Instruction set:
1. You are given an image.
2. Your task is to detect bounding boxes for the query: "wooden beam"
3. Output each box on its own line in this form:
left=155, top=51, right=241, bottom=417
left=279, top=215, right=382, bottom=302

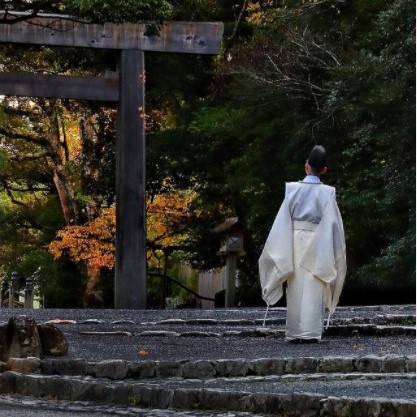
left=0, top=72, right=119, bottom=101
left=0, top=14, right=224, bottom=54
left=115, top=49, right=147, bottom=309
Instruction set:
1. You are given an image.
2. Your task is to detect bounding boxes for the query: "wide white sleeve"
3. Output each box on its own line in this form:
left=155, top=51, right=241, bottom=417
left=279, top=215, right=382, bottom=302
left=258, top=196, right=294, bottom=306
left=300, top=197, right=346, bottom=312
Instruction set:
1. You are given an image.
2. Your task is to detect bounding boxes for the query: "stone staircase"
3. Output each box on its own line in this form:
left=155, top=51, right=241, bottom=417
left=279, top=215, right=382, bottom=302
left=0, top=305, right=415, bottom=416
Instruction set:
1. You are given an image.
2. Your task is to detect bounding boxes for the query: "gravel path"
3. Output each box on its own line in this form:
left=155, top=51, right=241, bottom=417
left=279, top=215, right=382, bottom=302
left=0, top=306, right=414, bottom=362
left=64, top=334, right=414, bottom=362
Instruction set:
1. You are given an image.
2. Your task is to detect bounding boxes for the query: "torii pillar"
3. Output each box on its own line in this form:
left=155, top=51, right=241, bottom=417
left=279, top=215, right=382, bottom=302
left=0, top=14, right=224, bottom=308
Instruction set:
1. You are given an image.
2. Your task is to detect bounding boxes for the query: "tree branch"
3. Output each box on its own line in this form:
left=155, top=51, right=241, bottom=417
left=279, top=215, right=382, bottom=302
left=1, top=179, right=26, bottom=205
left=0, top=125, right=50, bottom=148
left=0, top=1, right=62, bottom=24
left=1, top=175, right=50, bottom=192
left=225, top=0, right=248, bottom=52
left=11, top=151, right=50, bottom=162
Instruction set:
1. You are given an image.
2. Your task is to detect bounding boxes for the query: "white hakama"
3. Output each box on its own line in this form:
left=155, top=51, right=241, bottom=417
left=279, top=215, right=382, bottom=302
left=286, top=224, right=325, bottom=340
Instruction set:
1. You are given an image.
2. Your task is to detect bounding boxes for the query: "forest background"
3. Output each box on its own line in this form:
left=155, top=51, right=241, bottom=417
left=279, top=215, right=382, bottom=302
left=0, top=0, right=414, bottom=308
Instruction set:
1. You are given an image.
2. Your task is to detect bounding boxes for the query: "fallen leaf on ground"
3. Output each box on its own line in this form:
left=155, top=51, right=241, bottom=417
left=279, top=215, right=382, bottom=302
left=138, top=349, right=149, bottom=357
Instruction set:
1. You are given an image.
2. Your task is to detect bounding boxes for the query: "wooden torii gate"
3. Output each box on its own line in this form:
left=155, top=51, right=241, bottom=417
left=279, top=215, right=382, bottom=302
left=0, top=13, right=224, bottom=309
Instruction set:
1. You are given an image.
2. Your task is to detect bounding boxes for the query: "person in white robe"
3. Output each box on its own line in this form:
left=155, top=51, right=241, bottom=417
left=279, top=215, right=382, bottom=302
left=259, top=145, right=346, bottom=342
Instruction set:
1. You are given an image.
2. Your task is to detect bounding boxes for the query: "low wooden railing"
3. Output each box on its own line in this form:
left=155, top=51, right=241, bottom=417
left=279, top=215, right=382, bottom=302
left=0, top=276, right=34, bottom=308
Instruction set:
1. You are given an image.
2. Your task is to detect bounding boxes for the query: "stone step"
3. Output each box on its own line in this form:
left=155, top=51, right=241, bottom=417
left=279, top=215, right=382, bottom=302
left=31, top=313, right=415, bottom=328
left=37, top=355, right=416, bottom=380
left=130, top=314, right=416, bottom=328
left=73, top=324, right=415, bottom=338
left=333, top=314, right=416, bottom=326
left=0, top=305, right=415, bottom=325
left=39, top=314, right=415, bottom=334
left=0, top=371, right=414, bottom=416
left=0, top=394, right=272, bottom=417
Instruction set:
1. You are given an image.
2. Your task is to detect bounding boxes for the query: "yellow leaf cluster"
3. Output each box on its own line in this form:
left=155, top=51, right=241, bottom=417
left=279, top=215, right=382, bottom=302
left=147, top=191, right=196, bottom=250
left=64, top=117, right=83, bottom=159
left=246, top=1, right=266, bottom=25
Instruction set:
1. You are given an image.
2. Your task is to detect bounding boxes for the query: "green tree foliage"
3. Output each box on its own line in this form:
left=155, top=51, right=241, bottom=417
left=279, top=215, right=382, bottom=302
left=0, top=96, right=85, bottom=305
left=325, top=0, right=416, bottom=291
left=180, top=0, right=415, bottom=300
left=62, top=0, right=173, bottom=23
left=0, top=42, right=117, bottom=306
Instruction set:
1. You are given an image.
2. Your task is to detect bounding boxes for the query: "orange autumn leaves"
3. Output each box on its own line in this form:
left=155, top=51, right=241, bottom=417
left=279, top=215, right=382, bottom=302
left=48, top=192, right=196, bottom=269
left=49, top=208, right=116, bottom=269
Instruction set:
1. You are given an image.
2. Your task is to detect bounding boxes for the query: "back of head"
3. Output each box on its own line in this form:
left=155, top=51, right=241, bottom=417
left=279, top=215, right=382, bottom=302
left=307, top=145, right=327, bottom=171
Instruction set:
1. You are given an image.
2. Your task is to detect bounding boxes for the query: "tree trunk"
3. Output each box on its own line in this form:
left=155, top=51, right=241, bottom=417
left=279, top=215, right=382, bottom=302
left=47, top=104, right=78, bottom=225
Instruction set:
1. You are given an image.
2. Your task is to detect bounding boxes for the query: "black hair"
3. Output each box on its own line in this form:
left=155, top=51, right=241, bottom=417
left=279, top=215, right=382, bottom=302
left=307, top=145, right=327, bottom=172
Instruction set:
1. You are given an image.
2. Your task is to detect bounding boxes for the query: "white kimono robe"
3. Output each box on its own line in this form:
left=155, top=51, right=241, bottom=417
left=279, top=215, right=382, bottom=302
left=259, top=180, right=346, bottom=340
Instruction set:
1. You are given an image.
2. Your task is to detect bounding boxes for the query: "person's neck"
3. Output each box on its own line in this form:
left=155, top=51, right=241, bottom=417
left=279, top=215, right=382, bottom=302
left=303, top=174, right=321, bottom=183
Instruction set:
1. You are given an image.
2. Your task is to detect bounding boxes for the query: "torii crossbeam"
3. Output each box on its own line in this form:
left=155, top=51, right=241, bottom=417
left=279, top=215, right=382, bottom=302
left=0, top=13, right=224, bottom=308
